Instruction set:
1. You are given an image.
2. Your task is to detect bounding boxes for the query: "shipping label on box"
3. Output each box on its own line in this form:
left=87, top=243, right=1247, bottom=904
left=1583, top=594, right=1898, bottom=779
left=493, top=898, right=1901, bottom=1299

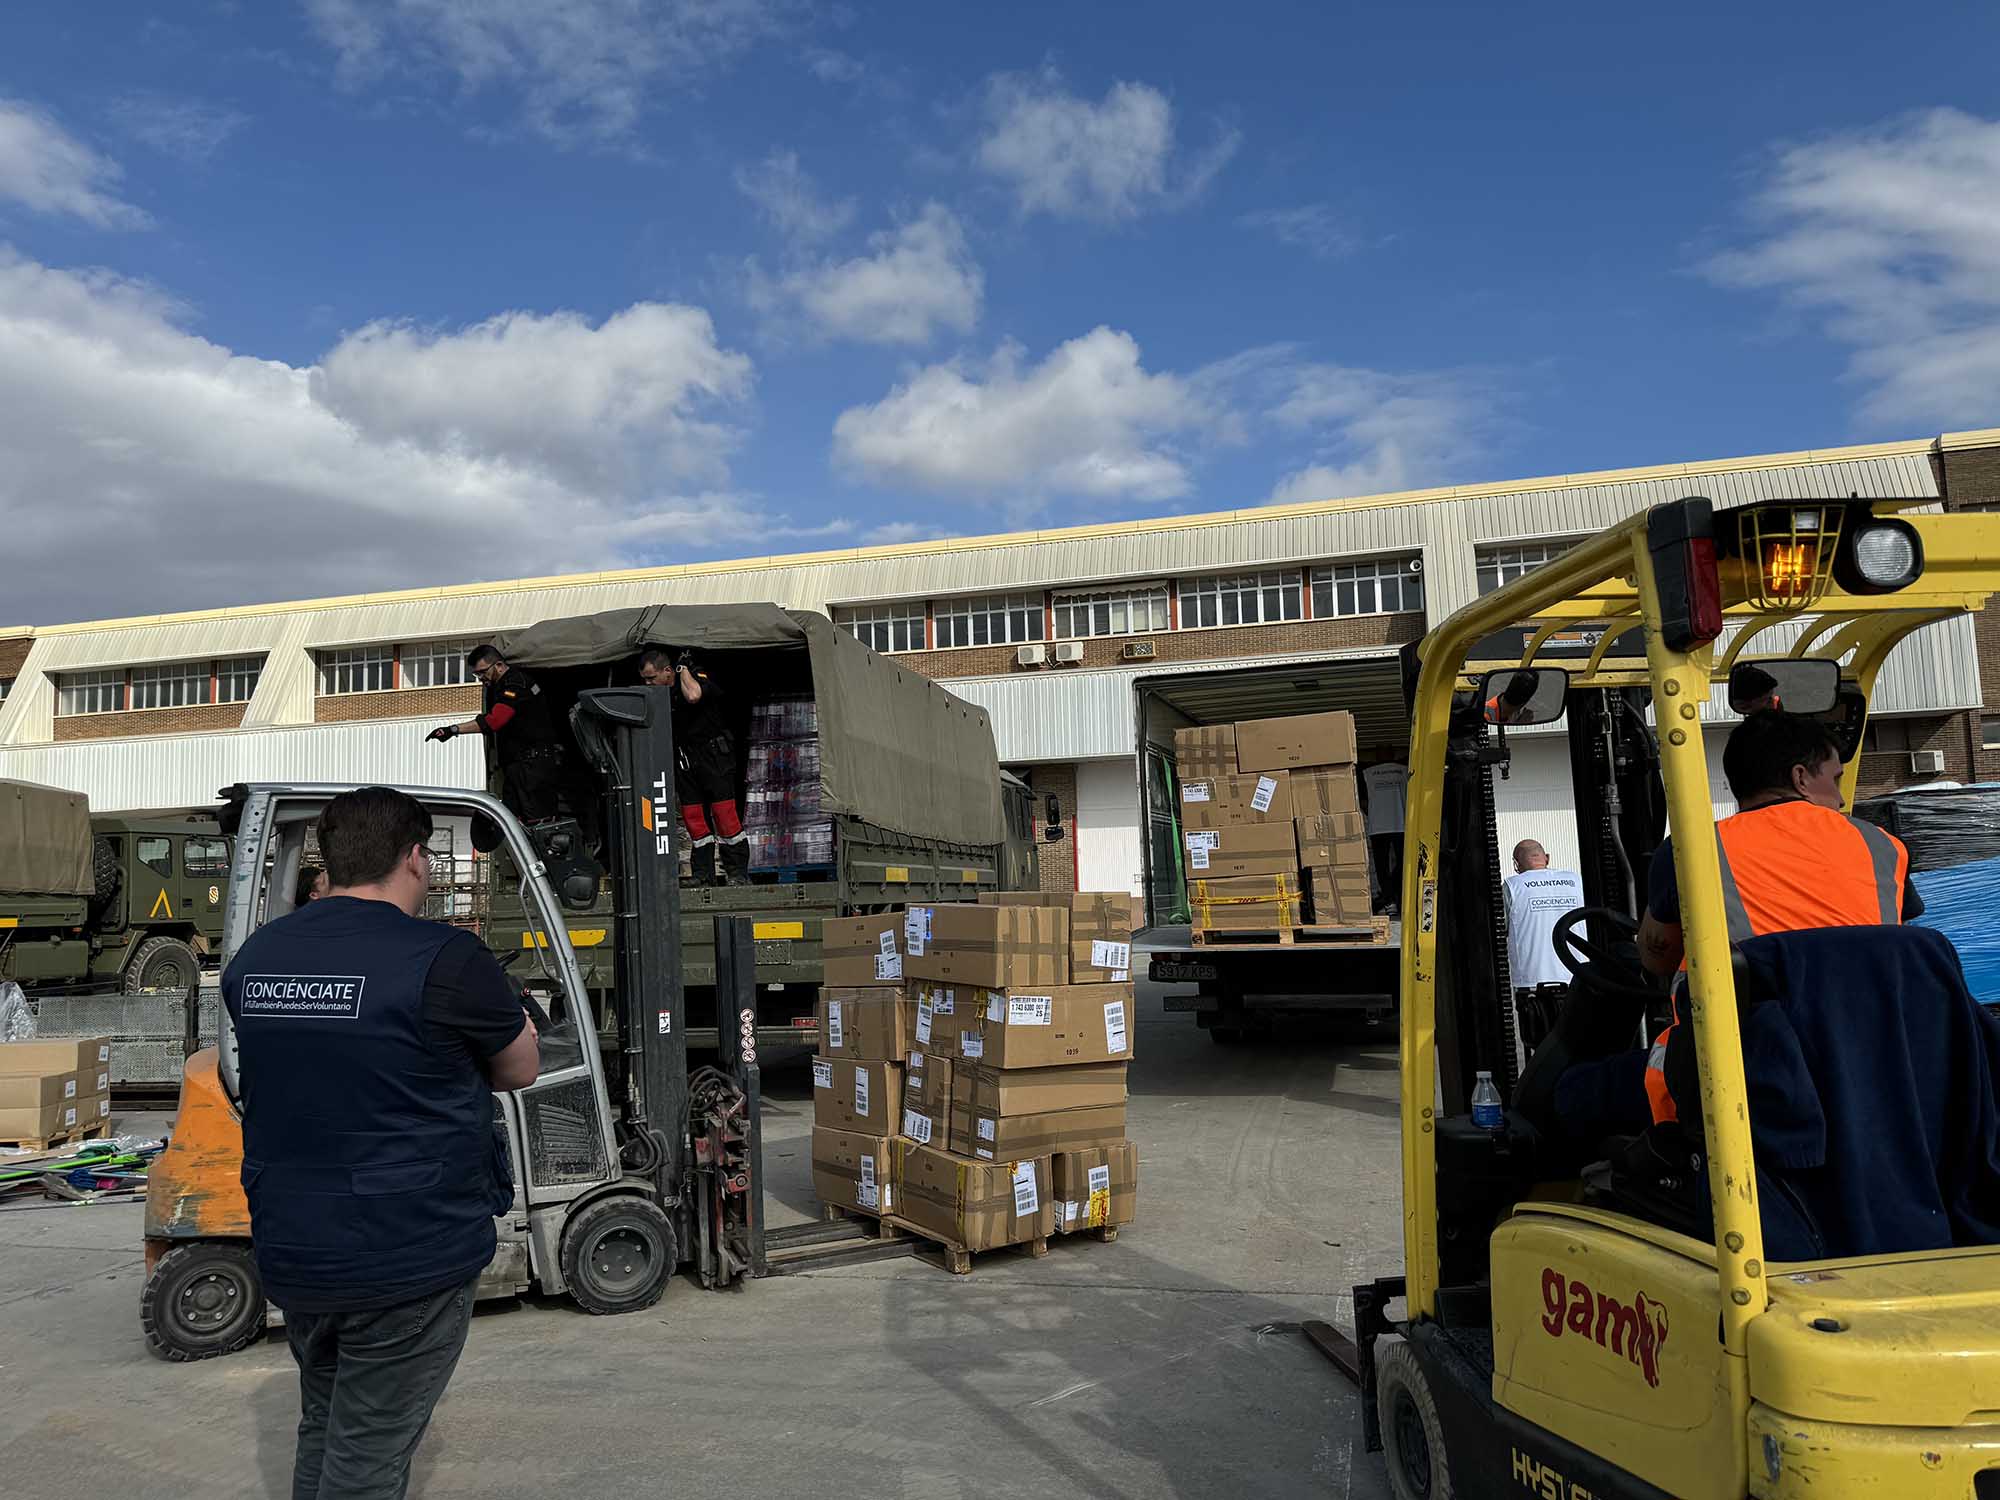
left=889, top=1140, right=1055, bottom=1250
left=902, top=903, right=1069, bottom=990
left=907, top=982, right=983, bottom=1056
left=1292, top=768, right=1361, bottom=817
left=1177, top=772, right=1294, bottom=830
left=0, top=1069, right=84, bottom=1110
left=1234, top=710, right=1358, bottom=772
left=0, top=1098, right=83, bottom=1140
left=968, top=984, right=1136, bottom=1068
left=817, top=986, right=909, bottom=1062
left=821, top=914, right=906, bottom=987
left=1173, top=725, right=1237, bottom=780
left=812, top=1126, right=896, bottom=1216
left=1182, top=822, right=1298, bottom=878
left=813, top=1059, right=903, bottom=1137
left=1054, top=1141, right=1139, bottom=1232
left=981, top=890, right=1139, bottom=982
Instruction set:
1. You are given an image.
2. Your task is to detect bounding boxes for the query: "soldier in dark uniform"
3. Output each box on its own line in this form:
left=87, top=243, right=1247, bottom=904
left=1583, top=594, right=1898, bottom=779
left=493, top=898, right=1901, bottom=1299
left=638, top=647, right=746, bottom=885
left=427, top=645, right=565, bottom=824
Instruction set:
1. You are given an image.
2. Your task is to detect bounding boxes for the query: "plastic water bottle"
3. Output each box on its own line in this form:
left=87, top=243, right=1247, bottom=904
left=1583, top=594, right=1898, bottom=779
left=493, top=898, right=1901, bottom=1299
left=1471, top=1070, right=1505, bottom=1132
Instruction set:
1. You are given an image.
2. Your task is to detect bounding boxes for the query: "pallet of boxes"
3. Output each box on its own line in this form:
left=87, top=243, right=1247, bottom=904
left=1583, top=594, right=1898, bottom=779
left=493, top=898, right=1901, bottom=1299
left=811, top=897, right=1139, bottom=1272
left=1174, top=710, right=1386, bottom=946
left=0, top=1035, right=113, bottom=1150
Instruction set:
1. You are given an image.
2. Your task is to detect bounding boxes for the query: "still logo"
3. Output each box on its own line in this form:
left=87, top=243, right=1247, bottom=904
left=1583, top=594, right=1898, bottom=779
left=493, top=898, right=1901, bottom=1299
left=1539, top=1268, right=1670, bottom=1387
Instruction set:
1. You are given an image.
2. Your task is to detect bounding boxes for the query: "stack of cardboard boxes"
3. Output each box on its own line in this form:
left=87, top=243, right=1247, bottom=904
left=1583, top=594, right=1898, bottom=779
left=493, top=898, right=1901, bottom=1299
left=1174, top=710, right=1373, bottom=934
left=0, top=1036, right=113, bottom=1146
left=811, top=895, right=1140, bottom=1258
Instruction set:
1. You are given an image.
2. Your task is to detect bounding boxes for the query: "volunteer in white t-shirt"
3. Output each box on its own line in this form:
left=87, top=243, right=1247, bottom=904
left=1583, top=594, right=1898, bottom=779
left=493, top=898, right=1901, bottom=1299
left=1502, top=839, right=1585, bottom=990
left=1361, top=760, right=1408, bottom=913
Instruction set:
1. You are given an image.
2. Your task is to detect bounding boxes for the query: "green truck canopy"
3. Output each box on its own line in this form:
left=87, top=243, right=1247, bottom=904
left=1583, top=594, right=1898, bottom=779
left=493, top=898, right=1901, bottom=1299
left=497, top=605, right=1005, bottom=849
left=0, top=779, right=94, bottom=898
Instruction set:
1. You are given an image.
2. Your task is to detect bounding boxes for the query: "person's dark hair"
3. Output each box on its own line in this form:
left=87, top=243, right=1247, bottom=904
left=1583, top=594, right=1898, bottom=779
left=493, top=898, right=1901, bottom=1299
left=638, top=647, right=673, bottom=674
left=1502, top=671, right=1539, bottom=707
left=466, top=643, right=502, bottom=673
left=318, top=787, right=434, bottom=888
left=1722, top=710, right=1839, bottom=804
left=293, top=864, right=324, bottom=908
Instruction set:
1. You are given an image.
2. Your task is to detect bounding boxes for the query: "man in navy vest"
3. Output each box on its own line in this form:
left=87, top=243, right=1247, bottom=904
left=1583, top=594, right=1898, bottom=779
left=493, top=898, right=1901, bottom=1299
left=224, top=787, right=539, bottom=1500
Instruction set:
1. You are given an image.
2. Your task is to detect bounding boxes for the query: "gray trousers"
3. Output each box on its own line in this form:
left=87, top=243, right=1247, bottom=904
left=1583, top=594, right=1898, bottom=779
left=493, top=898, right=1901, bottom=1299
left=283, top=1276, right=477, bottom=1500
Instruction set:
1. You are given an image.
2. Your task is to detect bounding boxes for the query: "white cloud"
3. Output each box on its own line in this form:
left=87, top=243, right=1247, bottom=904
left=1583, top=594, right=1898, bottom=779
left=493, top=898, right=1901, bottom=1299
left=0, top=99, right=149, bottom=228
left=803, top=47, right=863, bottom=84
left=1259, top=358, right=1496, bottom=501
left=304, top=0, right=784, bottom=144
left=1239, top=203, right=1354, bottom=261
left=735, top=149, right=855, bottom=242
left=975, top=68, right=1238, bottom=222
left=0, top=248, right=790, bottom=623
left=832, top=327, right=1208, bottom=500
left=1706, top=108, right=2000, bottom=429
left=111, top=95, right=249, bottom=162
left=748, top=202, right=982, bottom=346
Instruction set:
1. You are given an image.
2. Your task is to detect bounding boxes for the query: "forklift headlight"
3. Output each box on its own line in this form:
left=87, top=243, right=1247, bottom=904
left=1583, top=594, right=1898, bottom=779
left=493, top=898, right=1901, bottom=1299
left=1835, top=518, right=1923, bottom=595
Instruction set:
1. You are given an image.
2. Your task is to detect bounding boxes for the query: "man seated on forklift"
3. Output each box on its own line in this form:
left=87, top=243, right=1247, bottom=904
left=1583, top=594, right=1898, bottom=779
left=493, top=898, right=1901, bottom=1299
left=1516, top=709, right=1919, bottom=1143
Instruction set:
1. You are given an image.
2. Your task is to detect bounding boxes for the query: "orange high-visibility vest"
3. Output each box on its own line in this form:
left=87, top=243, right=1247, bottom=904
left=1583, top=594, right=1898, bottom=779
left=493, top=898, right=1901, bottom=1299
left=1644, top=801, right=1909, bottom=1125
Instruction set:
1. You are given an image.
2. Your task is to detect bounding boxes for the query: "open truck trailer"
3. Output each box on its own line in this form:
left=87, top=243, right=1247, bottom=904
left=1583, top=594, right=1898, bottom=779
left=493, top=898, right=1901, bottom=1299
left=1134, top=656, right=1405, bottom=1039
left=477, top=604, right=1039, bottom=1050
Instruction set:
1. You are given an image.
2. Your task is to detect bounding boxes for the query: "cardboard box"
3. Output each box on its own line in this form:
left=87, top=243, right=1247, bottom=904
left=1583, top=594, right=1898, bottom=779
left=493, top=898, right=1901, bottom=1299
left=1292, top=768, right=1360, bottom=817
left=1307, top=867, right=1376, bottom=927
left=960, top=985, right=1135, bottom=1069
left=906, top=982, right=983, bottom=1055
left=1195, top=897, right=1303, bottom=933
left=0, top=1096, right=87, bottom=1142
left=900, top=1052, right=952, bottom=1149
left=952, top=1061, right=1128, bottom=1117
left=1173, top=725, right=1237, bottom=779
left=1054, top=1141, right=1139, bottom=1232
left=811, top=1058, right=903, bottom=1136
left=1182, top=822, right=1298, bottom=879
left=1177, top=771, right=1293, bottom=831
left=0, top=1036, right=112, bottom=1075
left=951, top=1101, right=1129, bottom=1161
left=812, top=1126, right=895, bottom=1216
left=1296, top=815, right=1370, bottom=869
left=0, top=1069, right=85, bottom=1110
left=978, top=890, right=1140, bottom=984
left=821, top=913, right=907, bottom=987
left=1234, top=710, right=1358, bottom=772
left=890, top=1140, right=1055, bottom=1250
left=903, top=903, right=1068, bottom=989
left=818, top=986, right=909, bottom=1062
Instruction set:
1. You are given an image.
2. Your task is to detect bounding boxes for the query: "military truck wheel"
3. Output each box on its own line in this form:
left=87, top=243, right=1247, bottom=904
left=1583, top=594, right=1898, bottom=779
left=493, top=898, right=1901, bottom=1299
left=89, top=835, right=122, bottom=920
left=142, top=1242, right=266, bottom=1361
left=560, top=1196, right=677, bottom=1315
left=125, top=935, right=199, bottom=994
left=1377, top=1341, right=1454, bottom=1499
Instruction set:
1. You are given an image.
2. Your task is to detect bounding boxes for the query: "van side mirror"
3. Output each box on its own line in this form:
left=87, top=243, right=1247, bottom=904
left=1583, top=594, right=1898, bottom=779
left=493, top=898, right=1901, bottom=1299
left=1727, top=658, right=1838, bottom=716
left=1478, top=668, right=1569, bottom=727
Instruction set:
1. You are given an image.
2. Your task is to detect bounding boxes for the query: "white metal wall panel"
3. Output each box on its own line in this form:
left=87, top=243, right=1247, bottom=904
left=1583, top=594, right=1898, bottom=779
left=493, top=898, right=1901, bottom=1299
left=27, top=616, right=295, bottom=670
left=1491, top=735, right=1733, bottom=885
left=1074, top=759, right=1143, bottom=895
left=0, top=721, right=486, bottom=812
left=946, top=671, right=1137, bottom=763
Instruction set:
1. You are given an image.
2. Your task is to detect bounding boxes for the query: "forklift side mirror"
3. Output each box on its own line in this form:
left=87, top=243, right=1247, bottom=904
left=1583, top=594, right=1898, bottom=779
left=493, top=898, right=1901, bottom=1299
left=1728, top=658, right=1838, bottom=716
left=1478, top=668, right=1569, bottom=727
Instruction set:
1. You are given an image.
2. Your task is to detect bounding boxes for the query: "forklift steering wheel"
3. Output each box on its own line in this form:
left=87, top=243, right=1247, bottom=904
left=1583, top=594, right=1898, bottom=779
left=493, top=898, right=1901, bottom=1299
left=1553, top=906, right=1645, bottom=983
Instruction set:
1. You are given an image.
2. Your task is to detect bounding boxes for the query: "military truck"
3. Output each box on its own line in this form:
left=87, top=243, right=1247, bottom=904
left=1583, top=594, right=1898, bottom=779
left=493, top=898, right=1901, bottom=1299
left=478, top=604, right=1042, bottom=1049
left=0, top=779, right=227, bottom=994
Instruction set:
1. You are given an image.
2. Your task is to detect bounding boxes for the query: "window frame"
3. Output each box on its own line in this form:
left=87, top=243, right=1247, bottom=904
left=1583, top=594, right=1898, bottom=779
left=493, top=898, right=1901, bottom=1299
left=932, top=592, right=1047, bottom=650
left=136, top=835, right=174, bottom=878
left=215, top=656, right=264, bottom=704
left=316, top=645, right=397, bottom=696
left=1175, top=570, right=1305, bottom=630
left=399, top=639, right=475, bottom=690
left=1984, top=715, right=2000, bottom=752
left=56, top=668, right=128, bottom=717
left=1051, top=584, right=1172, bottom=640
left=1309, top=555, right=1426, bottom=619
left=185, top=837, right=231, bottom=876
left=1475, top=538, right=1577, bottom=596
left=834, top=602, right=928, bottom=655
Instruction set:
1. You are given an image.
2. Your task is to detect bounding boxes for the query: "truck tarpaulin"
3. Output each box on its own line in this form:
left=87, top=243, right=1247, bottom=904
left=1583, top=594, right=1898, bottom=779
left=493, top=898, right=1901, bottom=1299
left=1856, top=784, right=2000, bottom=1007
left=0, top=779, right=93, bottom=898
left=496, top=604, right=1006, bottom=849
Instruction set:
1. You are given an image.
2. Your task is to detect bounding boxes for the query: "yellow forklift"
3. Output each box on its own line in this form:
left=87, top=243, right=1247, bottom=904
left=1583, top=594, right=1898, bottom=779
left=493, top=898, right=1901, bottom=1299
left=1323, top=493, right=2000, bottom=1498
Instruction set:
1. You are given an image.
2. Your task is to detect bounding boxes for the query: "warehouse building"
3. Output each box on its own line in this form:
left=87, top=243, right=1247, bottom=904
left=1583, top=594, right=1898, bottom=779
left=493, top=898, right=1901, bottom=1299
left=3, top=429, right=1997, bottom=916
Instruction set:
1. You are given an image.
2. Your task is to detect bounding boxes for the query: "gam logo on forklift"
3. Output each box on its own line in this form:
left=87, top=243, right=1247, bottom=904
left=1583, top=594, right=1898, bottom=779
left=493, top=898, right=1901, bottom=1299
left=1539, top=1268, right=1670, bottom=1387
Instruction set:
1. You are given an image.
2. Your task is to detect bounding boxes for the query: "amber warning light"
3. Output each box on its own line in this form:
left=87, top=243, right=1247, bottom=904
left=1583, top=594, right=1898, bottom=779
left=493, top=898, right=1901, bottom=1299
left=1763, top=540, right=1819, bottom=599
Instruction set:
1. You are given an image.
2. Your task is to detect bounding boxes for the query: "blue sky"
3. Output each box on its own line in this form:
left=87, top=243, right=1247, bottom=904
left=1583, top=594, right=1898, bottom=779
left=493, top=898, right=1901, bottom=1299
left=2, top=1, right=1996, bottom=622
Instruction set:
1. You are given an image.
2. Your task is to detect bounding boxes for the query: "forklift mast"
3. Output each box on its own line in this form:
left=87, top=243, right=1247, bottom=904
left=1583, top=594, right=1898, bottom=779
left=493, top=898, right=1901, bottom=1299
left=1562, top=686, right=1664, bottom=925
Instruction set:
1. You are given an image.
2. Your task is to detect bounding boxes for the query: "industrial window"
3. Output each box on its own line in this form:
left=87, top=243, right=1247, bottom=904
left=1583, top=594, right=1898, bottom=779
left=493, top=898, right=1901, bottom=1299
left=215, top=656, right=264, bottom=704
left=130, top=662, right=210, bottom=710
left=934, top=593, right=1046, bottom=649
left=400, top=640, right=475, bottom=689
left=0, top=677, right=11, bottom=703
left=1177, top=571, right=1303, bottom=629
left=1052, top=585, right=1170, bottom=639
left=317, top=645, right=395, bottom=695
left=1310, top=556, right=1425, bottom=617
left=1476, top=539, right=1575, bottom=595
left=56, top=669, right=127, bottom=716
left=1985, top=716, right=2000, bottom=751
left=835, top=603, right=926, bottom=654
left=136, top=836, right=173, bottom=878
left=185, top=837, right=230, bottom=876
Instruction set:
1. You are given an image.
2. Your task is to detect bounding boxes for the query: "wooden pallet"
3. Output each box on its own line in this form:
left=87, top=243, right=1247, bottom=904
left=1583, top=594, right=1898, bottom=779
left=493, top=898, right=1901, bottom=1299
left=1190, top=918, right=1391, bottom=948
left=821, top=1201, right=1051, bottom=1275
left=0, top=1116, right=104, bottom=1153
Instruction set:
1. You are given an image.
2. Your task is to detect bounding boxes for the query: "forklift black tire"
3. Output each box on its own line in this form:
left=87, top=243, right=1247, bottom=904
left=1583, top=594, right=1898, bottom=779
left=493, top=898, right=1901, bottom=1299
left=141, top=1242, right=266, bottom=1362
left=1377, top=1341, right=1454, bottom=1500
left=560, top=1196, right=677, bottom=1315
left=125, top=935, right=200, bottom=995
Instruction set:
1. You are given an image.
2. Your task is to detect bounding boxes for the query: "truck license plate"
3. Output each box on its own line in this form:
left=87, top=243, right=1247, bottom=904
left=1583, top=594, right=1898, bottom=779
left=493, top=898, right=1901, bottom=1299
left=1150, top=960, right=1218, bottom=983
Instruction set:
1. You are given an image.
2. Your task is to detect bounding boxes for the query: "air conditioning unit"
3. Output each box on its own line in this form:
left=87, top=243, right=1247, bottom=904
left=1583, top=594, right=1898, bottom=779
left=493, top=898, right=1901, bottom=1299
left=1015, top=644, right=1047, bottom=667
left=1909, top=749, right=1945, bottom=775
left=1121, top=640, right=1157, bottom=659
left=1052, top=641, right=1085, bottom=664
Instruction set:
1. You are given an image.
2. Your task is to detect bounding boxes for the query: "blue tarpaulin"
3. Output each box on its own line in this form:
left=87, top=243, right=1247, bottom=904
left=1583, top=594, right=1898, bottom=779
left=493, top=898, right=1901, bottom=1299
left=1912, top=856, right=2000, bottom=1008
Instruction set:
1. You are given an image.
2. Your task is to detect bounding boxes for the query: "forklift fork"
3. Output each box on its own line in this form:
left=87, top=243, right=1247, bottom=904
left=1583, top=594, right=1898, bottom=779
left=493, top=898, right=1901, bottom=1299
left=691, top=913, right=764, bottom=1287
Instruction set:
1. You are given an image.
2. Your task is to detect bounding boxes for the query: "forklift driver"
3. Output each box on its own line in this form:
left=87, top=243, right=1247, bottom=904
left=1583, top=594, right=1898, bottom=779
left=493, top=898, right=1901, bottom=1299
left=1514, top=710, right=1919, bottom=1141
left=638, top=647, right=748, bottom=885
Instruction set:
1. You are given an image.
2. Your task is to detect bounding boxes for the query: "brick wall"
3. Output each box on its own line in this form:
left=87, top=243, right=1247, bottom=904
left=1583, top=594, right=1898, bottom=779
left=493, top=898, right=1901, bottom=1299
left=1853, top=715, right=1976, bottom=800
left=888, top=611, right=1423, bottom=683
left=314, top=684, right=481, bottom=723
left=0, top=636, right=31, bottom=680
left=1027, top=764, right=1077, bottom=894
left=54, top=702, right=247, bottom=741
